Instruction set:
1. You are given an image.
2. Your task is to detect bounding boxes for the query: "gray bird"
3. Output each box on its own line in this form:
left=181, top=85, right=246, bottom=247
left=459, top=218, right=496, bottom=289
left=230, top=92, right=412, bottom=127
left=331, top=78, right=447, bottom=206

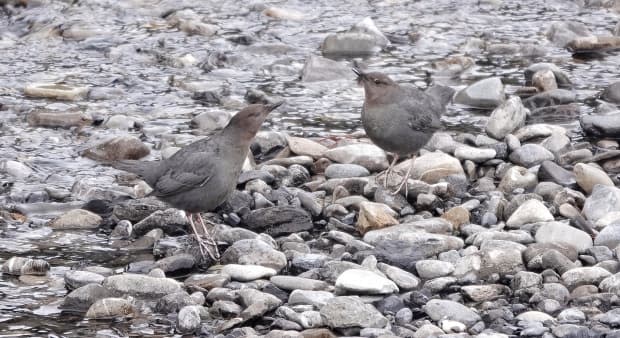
left=111, top=102, right=282, bottom=259
left=352, top=68, right=454, bottom=193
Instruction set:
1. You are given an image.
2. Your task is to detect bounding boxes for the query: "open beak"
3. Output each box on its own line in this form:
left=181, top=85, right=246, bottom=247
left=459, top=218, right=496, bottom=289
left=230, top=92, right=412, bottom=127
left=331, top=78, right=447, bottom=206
left=352, top=68, right=366, bottom=83
left=266, top=101, right=284, bottom=112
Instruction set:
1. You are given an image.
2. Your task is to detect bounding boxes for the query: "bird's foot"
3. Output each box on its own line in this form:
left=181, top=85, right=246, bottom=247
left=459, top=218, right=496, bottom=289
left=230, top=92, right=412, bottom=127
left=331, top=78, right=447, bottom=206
left=391, top=156, right=415, bottom=197
left=187, top=213, right=220, bottom=262
left=195, top=214, right=221, bottom=262
left=378, top=154, right=399, bottom=189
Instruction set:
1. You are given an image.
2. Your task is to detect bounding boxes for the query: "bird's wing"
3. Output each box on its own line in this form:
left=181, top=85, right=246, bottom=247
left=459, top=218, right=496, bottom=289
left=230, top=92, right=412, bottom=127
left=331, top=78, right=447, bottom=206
left=152, top=155, right=215, bottom=197
left=396, top=87, right=444, bottom=132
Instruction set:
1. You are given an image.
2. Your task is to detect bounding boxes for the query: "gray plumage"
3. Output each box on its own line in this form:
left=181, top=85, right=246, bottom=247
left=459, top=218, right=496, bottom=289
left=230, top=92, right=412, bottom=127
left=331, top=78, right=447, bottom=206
left=353, top=69, right=454, bottom=157
left=111, top=103, right=280, bottom=213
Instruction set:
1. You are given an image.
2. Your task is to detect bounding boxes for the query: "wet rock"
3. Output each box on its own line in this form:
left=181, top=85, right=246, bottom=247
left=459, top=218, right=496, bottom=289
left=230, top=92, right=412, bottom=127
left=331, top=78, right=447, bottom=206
left=128, top=228, right=163, bottom=251
left=562, top=267, right=612, bottom=289
left=85, top=297, right=135, bottom=319
left=529, top=104, right=580, bottom=124
left=320, top=296, right=388, bottom=329
left=600, top=272, right=620, bottom=293
left=532, top=69, right=558, bottom=92
left=509, top=144, right=555, bottom=167
left=166, top=9, right=218, bottom=36
left=177, top=305, right=203, bottom=333
left=190, top=110, right=231, bottom=131
left=506, top=199, right=554, bottom=227
left=335, top=269, right=398, bottom=294
left=62, top=284, right=115, bottom=312
left=48, top=209, right=102, bottom=230
left=27, top=109, right=92, bottom=128
left=301, top=55, right=352, bottom=82
left=538, top=161, right=576, bottom=187
left=499, top=166, right=538, bottom=193
left=325, top=163, right=370, bottom=179
left=64, top=270, right=104, bottom=290
left=522, top=89, right=576, bottom=109
left=287, top=136, right=328, bottom=159
left=241, top=206, right=313, bottom=237
left=324, top=143, right=388, bottom=172
left=356, top=201, right=398, bottom=234
left=454, top=77, right=505, bottom=108
left=415, top=260, right=455, bottom=279
left=238, top=288, right=282, bottom=321
left=111, top=197, right=168, bottom=223
left=432, top=55, right=475, bottom=77
left=271, top=276, right=329, bottom=291
left=155, top=254, right=195, bottom=274
left=133, top=208, right=187, bottom=236
left=103, top=274, right=182, bottom=297
left=454, top=145, right=496, bottom=163
left=574, top=163, right=613, bottom=194
left=155, top=291, right=196, bottom=313
left=583, top=185, right=620, bottom=222
left=24, top=83, right=89, bottom=101
left=82, top=136, right=150, bottom=161
left=567, top=35, right=620, bottom=53
left=546, top=21, right=593, bottom=47
left=1, top=257, right=50, bottom=276
left=322, top=17, right=389, bottom=56
left=602, top=81, right=620, bottom=103
left=423, top=299, right=481, bottom=327
left=220, top=239, right=287, bottom=271
left=524, top=63, right=572, bottom=88
left=485, top=96, right=528, bottom=139
left=411, top=151, right=464, bottom=183
left=185, top=274, right=230, bottom=290
left=535, top=222, right=593, bottom=252
left=581, top=113, right=620, bottom=137
left=222, top=264, right=277, bottom=282
left=111, top=220, right=132, bottom=239
left=594, top=224, right=620, bottom=249
left=262, top=7, right=306, bottom=21
left=0, top=160, right=33, bottom=179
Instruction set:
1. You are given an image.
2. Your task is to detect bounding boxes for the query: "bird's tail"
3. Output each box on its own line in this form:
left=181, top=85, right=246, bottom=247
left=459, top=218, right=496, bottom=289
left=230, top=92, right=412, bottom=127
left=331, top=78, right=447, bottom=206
left=426, top=84, right=455, bottom=108
left=107, top=160, right=159, bottom=186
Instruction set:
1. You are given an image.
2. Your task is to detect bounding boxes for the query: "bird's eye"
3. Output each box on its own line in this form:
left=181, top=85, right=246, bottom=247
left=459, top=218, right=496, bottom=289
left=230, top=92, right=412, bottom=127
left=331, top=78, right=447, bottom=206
left=373, top=79, right=381, bottom=85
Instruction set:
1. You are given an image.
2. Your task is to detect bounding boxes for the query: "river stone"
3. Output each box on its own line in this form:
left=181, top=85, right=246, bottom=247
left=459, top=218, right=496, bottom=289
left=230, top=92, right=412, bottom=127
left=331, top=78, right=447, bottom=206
left=289, top=290, right=334, bottom=308
left=454, top=145, right=496, bottom=163
left=522, top=89, right=576, bottom=110
left=155, top=253, right=195, bottom=273
left=602, top=81, right=620, bottom=103
left=567, top=35, right=620, bottom=53
left=524, top=63, right=572, bottom=88
left=271, top=276, right=329, bottom=291
left=485, top=96, right=528, bottom=139
left=535, top=222, right=593, bottom=252
left=325, top=163, right=370, bottom=179
left=583, top=185, right=620, bottom=222
left=301, top=55, right=353, bottom=82
left=574, top=163, right=613, bottom=194
left=479, top=240, right=525, bottom=279
left=62, top=284, right=115, bottom=311
left=377, top=263, right=421, bottom=291
left=509, top=144, right=555, bottom=167
left=85, top=297, right=135, bottom=319
left=506, top=200, right=554, bottom=227
left=356, top=201, right=398, bottom=234
left=410, top=151, right=464, bottom=183
left=24, top=83, right=89, bottom=100
left=64, top=270, right=105, bottom=290
left=190, top=110, right=231, bottom=131
left=454, top=77, right=505, bottom=108
left=238, top=288, right=283, bottom=321
left=286, top=135, right=329, bottom=158
left=27, top=110, right=92, bottom=129
left=103, top=274, right=182, bottom=297
left=499, top=166, right=538, bottom=193
left=82, top=135, right=150, bottom=161
left=177, top=305, right=202, bottom=333
left=600, top=272, right=620, bottom=293
left=561, top=267, right=612, bottom=289
left=241, top=206, right=313, bottom=237
left=538, top=161, right=576, bottom=187
left=324, top=143, right=389, bottom=172
left=155, top=291, right=196, bottom=313
left=581, top=113, right=620, bottom=137
left=461, top=284, right=510, bottom=302
left=515, top=311, right=554, bottom=322
left=133, top=208, right=188, bottom=236
left=220, top=239, right=287, bottom=271
left=111, top=197, right=169, bottom=223
left=49, top=209, right=102, bottom=230
left=415, top=260, right=455, bottom=279
left=363, top=221, right=462, bottom=247
left=423, top=299, right=481, bottom=327
left=222, top=264, right=277, bottom=282
left=595, top=225, right=620, bottom=249
left=322, top=17, right=388, bottom=56
left=320, top=296, right=388, bottom=329
left=335, top=269, right=398, bottom=294
left=546, top=21, right=593, bottom=47
left=532, top=69, right=558, bottom=92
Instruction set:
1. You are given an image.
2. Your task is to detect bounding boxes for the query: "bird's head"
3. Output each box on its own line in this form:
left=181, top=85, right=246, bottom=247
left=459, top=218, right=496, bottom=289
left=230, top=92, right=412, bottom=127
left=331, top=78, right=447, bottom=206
left=227, top=102, right=283, bottom=140
left=352, top=68, right=398, bottom=102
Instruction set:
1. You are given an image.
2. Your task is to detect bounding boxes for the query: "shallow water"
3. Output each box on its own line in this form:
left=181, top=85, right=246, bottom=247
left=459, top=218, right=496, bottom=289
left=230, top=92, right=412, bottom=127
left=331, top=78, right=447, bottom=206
left=0, top=0, right=619, bottom=336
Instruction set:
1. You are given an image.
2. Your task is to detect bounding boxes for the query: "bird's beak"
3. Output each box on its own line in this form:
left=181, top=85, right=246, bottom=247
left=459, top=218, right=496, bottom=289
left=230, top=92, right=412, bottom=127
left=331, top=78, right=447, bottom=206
left=352, top=68, right=366, bottom=83
left=266, top=101, right=284, bottom=112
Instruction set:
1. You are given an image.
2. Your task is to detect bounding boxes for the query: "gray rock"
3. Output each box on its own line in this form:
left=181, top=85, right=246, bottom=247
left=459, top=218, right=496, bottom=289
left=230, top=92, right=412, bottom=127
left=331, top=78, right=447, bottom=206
left=155, top=291, right=196, bottom=313
left=82, top=135, right=149, bottom=162
left=62, top=284, right=114, bottom=312
left=454, top=145, right=496, bottom=163
left=49, top=209, right=102, bottom=230
left=538, top=161, right=576, bottom=187
left=583, top=185, right=620, bottom=222
left=289, top=290, right=334, bottom=308
left=515, top=310, right=553, bottom=322
left=64, top=270, right=105, bottom=291
left=238, top=288, right=282, bottom=321
left=454, top=77, right=505, bottom=108
left=155, top=254, right=195, bottom=274
left=85, top=298, right=136, bottom=319
left=111, top=197, right=169, bottom=223
left=103, top=274, right=182, bottom=297
left=410, top=151, right=464, bottom=183
left=241, top=206, right=313, bottom=237
left=177, top=305, right=202, bottom=333
left=301, top=55, right=353, bottom=82
left=221, top=239, right=287, bottom=271
left=524, top=63, right=572, bottom=88
left=222, top=264, right=277, bottom=282
left=320, top=296, right=388, bottom=329
left=322, top=17, right=389, bottom=56
left=190, top=110, right=230, bottom=131
left=557, top=308, right=586, bottom=323
left=499, top=166, right=538, bottom=193
left=270, top=276, right=329, bottom=291
left=509, top=144, right=555, bottom=167
left=522, top=89, right=576, bottom=109
left=485, top=96, right=528, bottom=139
left=291, top=253, right=330, bottom=272
left=325, top=163, right=370, bottom=179
left=581, top=113, right=620, bottom=137
left=335, top=269, right=398, bottom=294
left=595, top=224, right=620, bottom=249
left=461, top=284, right=510, bottom=302
left=546, top=21, right=593, bottom=47
left=506, top=199, right=554, bottom=227
left=535, top=221, right=593, bottom=252
left=561, top=267, right=612, bottom=289
left=511, top=271, right=542, bottom=290
left=133, top=208, right=187, bottom=236
left=210, top=300, right=242, bottom=318
left=0, top=160, right=33, bottom=179
left=1, top=257, right=50, bottom=276
left=415, top=260, right=455, bottom=279
left=603, top=81, right=620, bottom=103
left=286, top=136, right=328, bottom=159
left=541, top=250, right=578, bottom=275
left=324, top=143, right=388, bottom=172
left=423, top=299, right=481, bottom=327
left=479, top=240, right=525, bottom=279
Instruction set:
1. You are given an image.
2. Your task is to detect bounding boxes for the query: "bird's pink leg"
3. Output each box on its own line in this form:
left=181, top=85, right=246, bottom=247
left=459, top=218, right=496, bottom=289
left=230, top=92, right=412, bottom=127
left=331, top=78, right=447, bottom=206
left=392, top=156, right=415, bottom=197
left=187, top=213, right=208, bottom=257
left=196, top=214, right=220, bottom=261
left=377, top=154, right=399, bottom=188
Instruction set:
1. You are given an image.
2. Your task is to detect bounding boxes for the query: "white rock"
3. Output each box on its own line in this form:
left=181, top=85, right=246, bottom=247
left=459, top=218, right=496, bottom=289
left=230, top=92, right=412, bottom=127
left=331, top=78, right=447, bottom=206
left=324, top=143, right=388, bottom=172
left=410, top=151, right=464, bottom=183
left=515, top=311, right=554, bottom=322
left=574, top=163, right=614, bottom=194
left=0, top=160, right=33, bottom=179
left=506, top=200, right=554, bottom=227
left=454, top=77, right=505, bottom=108
left=24, top=83, right=89, bottom=101
left=454, top=145, right=496, bottom=163
left=221, top=264, right=277, bottom=282
left=286, top=135, right=328, bottom=158
left=335, top=269, right=399, bottom=294
left=485, top=96, right=528, bottom=139
left=535, top=222, right=593, bottom=252
left=562, top=267, right=611, bottom=289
